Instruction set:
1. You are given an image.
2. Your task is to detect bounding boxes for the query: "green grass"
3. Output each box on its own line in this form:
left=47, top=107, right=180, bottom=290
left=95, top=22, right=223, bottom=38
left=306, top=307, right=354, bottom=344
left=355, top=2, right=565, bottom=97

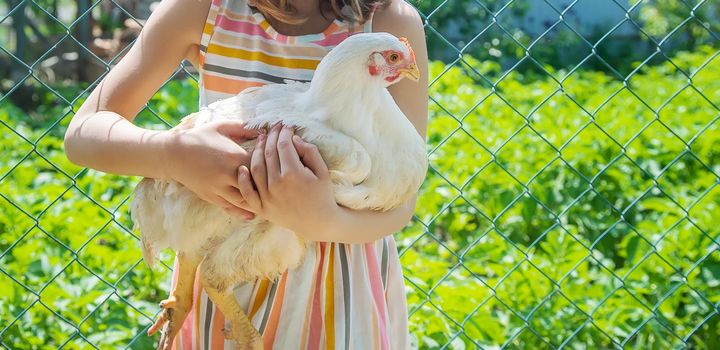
left=1, top=46, right=719, bottom=349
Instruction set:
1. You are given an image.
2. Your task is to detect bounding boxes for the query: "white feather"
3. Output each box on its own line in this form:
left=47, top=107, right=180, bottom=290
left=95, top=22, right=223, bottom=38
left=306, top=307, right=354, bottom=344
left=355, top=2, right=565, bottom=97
left=130, top=31, right=427, bottom=293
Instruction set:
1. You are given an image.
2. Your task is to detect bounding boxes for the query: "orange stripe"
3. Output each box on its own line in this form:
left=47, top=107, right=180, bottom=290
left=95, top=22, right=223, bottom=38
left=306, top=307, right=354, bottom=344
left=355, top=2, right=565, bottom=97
left=201, top=73, right=265, bottom=94
left=169, top=259, right=180, bottom=350
left=201, top=1, right=219, bottom=36
left=211, top=307, right=225, bottom=349
left=203, top=31, right=329, bottom=57
left=203, top=22, right=214, bottom=35
left=194, top=273, right=202, bottom=350
left=249, top=278, right=270, bottom=319
left=323, top=21, right=338, bottom=36
left=300, top=244, right=321, bottom=349
left=262, top=271, right=288, bottom=349
left=324, top=244, right=336, bottom=348
left=205, top=44, right=320, bottom=70
left=259, top=19, right=271, bottom=32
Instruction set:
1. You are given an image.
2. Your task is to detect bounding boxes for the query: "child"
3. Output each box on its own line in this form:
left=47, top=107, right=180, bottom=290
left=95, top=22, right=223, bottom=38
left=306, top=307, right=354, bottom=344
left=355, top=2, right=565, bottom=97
left=64, top=0, right=428, bottom=348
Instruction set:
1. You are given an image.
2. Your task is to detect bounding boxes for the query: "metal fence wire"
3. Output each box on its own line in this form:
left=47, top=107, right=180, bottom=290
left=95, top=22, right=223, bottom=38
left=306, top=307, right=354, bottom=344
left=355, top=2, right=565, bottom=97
left=1, top=0, right=720, bottom=349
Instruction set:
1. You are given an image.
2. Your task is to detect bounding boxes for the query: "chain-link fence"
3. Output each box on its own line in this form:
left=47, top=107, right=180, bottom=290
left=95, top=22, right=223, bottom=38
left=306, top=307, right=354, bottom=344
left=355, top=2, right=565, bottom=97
left=1, top=0, right=719, bottom=349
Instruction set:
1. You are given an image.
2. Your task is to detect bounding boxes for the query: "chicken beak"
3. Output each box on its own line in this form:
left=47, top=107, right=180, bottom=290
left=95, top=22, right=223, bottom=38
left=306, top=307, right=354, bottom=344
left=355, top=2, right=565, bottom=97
left=398, top=37, right=419, bottom=82
left=399, top=63, right=420, bottom=82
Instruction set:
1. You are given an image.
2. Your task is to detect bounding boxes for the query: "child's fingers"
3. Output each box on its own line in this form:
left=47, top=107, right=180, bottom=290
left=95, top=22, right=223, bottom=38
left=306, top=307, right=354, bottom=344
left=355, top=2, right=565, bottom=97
left=277, top=125, right=301, bottom=174
left=218, top=195, right=255, bottom=220
left=263, top=123, right=282, bottom=186
left=251, top=133, right=269, bottom=198
left=292, top=135, right=329, bottom=179
left=223, top=185, right=250, bottom=210
left=215, top=119, right=261, bottom=140
left=237, top=166, right=262, bottom=213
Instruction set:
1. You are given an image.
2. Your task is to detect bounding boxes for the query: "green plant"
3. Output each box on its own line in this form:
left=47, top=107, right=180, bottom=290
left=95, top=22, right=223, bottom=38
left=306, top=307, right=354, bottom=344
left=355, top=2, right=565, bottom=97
left=0, top=46, right=718, bottom=348
left=399, top=46, right=720, bottom=348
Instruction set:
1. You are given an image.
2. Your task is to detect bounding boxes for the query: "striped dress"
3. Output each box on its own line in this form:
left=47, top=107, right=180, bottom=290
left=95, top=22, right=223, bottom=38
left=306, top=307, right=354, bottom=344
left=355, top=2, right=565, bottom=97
left=168, top=0, right=412, bottom=349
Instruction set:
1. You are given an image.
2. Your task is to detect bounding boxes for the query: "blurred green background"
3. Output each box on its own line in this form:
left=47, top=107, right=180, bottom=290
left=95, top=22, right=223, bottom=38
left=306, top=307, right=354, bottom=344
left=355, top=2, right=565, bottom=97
left=1, top=0, right=719, bottom=349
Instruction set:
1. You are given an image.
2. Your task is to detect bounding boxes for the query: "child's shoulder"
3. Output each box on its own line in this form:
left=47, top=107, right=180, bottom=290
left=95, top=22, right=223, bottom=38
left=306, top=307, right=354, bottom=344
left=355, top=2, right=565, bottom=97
left=371, top=0, right=424, bottom=45
left=371, top=0, right=423, bottom=36
left=141, top=0, right=213, bottom=67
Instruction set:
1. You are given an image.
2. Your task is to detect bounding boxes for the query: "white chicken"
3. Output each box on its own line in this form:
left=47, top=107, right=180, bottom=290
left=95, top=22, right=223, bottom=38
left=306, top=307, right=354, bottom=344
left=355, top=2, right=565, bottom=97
left=129, top=32, right=427, bottom=350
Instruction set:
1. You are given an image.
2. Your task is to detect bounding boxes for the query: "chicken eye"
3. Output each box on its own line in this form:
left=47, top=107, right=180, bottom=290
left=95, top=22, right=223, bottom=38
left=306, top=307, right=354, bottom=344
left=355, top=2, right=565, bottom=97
left=388, top=53, right=399, bottom=63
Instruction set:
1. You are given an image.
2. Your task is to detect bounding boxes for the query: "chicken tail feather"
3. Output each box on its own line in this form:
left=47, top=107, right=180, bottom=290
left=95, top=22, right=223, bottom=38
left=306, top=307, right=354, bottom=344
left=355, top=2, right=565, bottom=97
left=131, top=177, right=167, bottom=269
left=141, top=235, right=157, bottom=268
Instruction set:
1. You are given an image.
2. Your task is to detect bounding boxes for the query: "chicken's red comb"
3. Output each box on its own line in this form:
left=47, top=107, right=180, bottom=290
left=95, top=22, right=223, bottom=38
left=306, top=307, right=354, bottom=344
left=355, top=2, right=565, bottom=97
left=399, top=37, right=416, bottom=63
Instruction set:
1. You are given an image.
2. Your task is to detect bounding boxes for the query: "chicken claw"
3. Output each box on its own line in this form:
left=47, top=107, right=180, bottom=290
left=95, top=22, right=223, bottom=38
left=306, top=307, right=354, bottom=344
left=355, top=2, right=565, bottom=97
left=148, top=252, right=202, bottom=350
left=200, top=259, right=264, bottom=350
left=223, top=321, right=263, bottom=350
left=148, top=296, right=190, bottom=350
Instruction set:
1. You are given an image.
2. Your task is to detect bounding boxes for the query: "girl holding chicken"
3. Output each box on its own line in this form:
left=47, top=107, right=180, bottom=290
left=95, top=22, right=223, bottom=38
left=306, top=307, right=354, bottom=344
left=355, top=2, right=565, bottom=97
left=64, top=0, right=428, bottom=348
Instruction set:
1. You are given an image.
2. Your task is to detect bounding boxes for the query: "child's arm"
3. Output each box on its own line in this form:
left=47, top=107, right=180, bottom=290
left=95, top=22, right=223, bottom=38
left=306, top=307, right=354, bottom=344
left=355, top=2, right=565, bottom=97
left=63, top=0, right=211, bottom=180
left=321, top=196, right=419, bottom=243
left=63, top=0, right=256, bottom=217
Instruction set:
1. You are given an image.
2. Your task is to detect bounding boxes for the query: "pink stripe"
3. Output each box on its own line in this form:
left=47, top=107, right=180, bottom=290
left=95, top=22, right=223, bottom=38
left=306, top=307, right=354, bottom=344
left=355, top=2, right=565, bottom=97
left=276, top=33, right=289, bottom=43
left=188, top=273, right=202, bottom=349
left=364, top=243, right=390, bottom=349
left=309, top=32, right=349, bottom=46
left=168, top=256, right=196, bottom=350
left=215, top=14, right=273, bottom=40
left=168, top=259, right=181, bottom=350
left=307, top=242, right=326, bottom=350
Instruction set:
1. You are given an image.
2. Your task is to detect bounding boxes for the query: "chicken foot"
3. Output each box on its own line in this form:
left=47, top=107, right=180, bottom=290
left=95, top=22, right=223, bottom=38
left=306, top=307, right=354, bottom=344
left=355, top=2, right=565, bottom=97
left=148, top=252, right=201, bottom=350
left=200, top=259, right=263, bottom=350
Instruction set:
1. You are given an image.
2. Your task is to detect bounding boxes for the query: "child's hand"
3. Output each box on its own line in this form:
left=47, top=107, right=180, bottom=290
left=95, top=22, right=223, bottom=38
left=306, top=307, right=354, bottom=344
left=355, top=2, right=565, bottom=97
left=235, top=124, right=339, bottom=237
left=162, top=119, right=260, bottom=219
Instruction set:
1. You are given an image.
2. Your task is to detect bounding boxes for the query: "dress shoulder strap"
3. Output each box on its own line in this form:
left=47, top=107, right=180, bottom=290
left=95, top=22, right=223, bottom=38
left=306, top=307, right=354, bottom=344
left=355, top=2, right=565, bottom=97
left=362, top=3, right=379, bottom=33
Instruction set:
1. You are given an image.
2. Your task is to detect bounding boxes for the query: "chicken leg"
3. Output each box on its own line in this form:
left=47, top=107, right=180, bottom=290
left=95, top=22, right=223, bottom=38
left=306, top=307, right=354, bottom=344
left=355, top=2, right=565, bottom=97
left=148, top=252, right=201, bottom=350
left=200, top=258, right=264, bottom=350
